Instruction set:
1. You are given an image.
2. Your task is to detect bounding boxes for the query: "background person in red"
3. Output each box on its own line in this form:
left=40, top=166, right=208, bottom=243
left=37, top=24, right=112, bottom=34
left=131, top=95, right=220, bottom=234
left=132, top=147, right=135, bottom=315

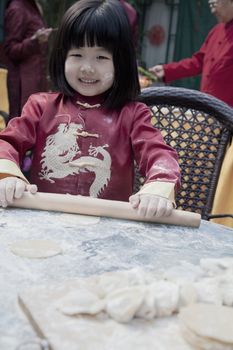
left=3, top=0, right=52, bottom=119
left=150, top=0, right=233, bottom=228
left=149, top=0, right=233, bottom=108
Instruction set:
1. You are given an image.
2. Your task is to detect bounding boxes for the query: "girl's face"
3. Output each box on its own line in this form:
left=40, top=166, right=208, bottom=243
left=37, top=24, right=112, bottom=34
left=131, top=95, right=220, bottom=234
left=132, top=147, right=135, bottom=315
left=65, top=46, right=115, bottom=96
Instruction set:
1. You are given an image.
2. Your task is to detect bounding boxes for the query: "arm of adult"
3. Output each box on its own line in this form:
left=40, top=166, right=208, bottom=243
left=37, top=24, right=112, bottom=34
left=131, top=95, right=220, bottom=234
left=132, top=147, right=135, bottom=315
left=148, top=27, right=216, bottom=83
left=3, top=4, right=51, bottom=61
left=162, top=50, right=204, bottom=83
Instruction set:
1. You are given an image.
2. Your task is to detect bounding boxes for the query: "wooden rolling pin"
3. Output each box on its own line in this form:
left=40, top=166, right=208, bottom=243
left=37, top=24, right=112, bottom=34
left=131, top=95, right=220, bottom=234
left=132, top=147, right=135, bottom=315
left=10, top=192, right=201, bottom=228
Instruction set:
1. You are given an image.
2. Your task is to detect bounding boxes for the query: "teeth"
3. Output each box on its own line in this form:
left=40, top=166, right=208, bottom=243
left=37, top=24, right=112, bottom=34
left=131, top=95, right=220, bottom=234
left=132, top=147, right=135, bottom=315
left=80, top=79, right=97, bottom=83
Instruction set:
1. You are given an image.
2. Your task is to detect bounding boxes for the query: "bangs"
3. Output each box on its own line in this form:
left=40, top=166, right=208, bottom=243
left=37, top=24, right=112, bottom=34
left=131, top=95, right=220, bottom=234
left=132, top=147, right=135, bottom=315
left=66, top=8, right=118, bottom=52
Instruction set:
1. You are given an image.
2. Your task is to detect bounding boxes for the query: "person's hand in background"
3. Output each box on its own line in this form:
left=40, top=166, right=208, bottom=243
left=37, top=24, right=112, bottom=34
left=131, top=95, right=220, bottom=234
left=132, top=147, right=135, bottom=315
left=149, top=64, right=165, bottom=80
left=31, top=27, right=53, bottom=44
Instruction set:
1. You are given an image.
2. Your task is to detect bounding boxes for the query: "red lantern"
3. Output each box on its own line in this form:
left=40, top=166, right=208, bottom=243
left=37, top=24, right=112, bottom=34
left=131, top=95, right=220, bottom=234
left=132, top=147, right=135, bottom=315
left=147, top=25, right=165, bottom=46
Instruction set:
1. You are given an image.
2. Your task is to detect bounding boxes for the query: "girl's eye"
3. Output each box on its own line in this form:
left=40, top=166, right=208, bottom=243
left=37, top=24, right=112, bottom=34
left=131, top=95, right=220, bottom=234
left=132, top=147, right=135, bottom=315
left=70, top=53, right=82, bottom=57
left=97, top=55, right=109, bottom=60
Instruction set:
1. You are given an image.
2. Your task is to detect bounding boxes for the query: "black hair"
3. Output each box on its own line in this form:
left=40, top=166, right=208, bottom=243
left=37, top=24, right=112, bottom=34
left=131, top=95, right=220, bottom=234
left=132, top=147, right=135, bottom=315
left=49, top=0, right=140, bottom=109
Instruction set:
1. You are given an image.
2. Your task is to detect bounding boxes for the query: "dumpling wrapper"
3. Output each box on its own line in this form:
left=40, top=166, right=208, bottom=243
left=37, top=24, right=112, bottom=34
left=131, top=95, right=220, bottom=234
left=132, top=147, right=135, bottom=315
left=180, top=320, right=233, bottom=350
left=56, top=213, right=100, bottom=226
left=150, top=280, right=179, bottom=317
left=57, top=289, right=105, bottom=316
left=105, top=286, right=145, bottom=323
left=179, top=303, right=233, bottom=346
left=135, top=285, right=157, bottom=320
left=178, top=282, right=197, bottom=308
left=10, top=239, right=62, bottom=258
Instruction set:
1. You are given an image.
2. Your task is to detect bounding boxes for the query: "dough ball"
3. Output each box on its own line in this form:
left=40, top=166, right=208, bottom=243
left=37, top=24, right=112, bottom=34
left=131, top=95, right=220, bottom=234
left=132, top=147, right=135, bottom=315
left=9, top=239, right=62, bottom=258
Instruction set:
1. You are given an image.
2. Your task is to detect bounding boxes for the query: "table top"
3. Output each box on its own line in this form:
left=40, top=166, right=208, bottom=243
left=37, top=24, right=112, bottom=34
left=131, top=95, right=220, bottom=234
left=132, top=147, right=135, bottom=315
left=0, top=207, right=233, bottom=349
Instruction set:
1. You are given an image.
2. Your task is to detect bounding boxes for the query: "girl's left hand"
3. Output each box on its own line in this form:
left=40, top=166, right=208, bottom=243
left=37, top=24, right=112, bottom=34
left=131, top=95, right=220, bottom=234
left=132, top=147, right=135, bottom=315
left=129, top=194, right=173, bottom=218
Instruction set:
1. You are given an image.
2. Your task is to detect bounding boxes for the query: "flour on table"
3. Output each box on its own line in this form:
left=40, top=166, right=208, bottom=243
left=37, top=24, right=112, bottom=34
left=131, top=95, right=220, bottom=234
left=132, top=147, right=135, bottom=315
left=55, top=213, right=100, bottom=226
left=179, top=303, right=233, bottom=350
left=10, top=239, right=62, bottom=258
left=163, top=261, right=204, bottom=283
left=200, top=257, right=233, bottom=276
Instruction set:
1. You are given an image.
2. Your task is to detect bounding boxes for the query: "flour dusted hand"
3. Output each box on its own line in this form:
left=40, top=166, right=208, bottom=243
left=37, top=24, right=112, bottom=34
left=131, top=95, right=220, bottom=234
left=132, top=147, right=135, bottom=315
left=129, top=194, right=173, bottom=218
left=0, top=177, right=37, bottom=207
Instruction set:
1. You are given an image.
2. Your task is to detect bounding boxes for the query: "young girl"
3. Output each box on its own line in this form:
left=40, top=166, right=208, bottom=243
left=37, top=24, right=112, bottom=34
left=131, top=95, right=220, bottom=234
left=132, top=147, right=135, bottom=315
left=0, top=0, right=180, bottom=218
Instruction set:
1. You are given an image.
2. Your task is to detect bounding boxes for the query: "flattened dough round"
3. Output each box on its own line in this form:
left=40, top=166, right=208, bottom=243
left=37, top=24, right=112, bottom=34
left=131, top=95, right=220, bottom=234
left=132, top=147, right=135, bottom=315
left=179, top=303, right=233, bottom=345
left=57, top=213, right=100, bottom=226
left=10, top=239, right=62, bottom=258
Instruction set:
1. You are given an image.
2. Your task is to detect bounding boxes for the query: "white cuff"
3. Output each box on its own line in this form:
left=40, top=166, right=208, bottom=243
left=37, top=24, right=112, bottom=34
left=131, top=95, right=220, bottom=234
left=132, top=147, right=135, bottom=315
left=0, top=159, right=29, bottom=183
left=136, top=181, right=176, bottom=207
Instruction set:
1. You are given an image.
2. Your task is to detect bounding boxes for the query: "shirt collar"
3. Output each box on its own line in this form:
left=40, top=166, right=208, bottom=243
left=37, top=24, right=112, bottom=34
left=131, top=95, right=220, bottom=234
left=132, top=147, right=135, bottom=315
left=71, top=92, right=106, bottom=108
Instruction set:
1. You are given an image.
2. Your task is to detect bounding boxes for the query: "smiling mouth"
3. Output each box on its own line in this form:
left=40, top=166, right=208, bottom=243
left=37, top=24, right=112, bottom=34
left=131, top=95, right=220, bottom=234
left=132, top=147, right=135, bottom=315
left=79, top=78, right=98, bottom=84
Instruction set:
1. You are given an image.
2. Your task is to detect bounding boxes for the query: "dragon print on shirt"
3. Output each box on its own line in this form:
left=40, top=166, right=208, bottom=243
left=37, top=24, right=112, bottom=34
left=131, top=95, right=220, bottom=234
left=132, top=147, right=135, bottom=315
left=39, top=122, right=112, bottom=197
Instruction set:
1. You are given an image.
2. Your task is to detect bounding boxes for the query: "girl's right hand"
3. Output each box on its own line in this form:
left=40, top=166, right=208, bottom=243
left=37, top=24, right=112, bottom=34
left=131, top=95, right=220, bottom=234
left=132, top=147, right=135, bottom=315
left=0, top=177, right=37, bottom=208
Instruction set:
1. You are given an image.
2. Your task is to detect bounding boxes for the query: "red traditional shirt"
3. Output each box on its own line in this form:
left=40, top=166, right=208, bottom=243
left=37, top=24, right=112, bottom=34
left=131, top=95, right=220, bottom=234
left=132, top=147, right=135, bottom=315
left=164, top=19, right=233, bottom=107
left=0, top=92, right=180, bottom=202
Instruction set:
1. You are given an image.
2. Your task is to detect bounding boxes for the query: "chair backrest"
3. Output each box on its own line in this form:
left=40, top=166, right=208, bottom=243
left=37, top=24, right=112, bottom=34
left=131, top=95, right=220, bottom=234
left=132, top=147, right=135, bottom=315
left=136, top=86, right=233, bottom=219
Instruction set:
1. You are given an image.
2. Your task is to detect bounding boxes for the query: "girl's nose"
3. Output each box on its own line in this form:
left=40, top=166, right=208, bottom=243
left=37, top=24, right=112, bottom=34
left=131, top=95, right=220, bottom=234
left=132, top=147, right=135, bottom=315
left=80, top=64, right=94, bottom=74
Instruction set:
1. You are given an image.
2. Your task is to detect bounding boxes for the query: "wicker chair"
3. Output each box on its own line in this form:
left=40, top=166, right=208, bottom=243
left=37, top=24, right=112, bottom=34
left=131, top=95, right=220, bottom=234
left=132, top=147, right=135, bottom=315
left=136, top=86, right=233, bottom=220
